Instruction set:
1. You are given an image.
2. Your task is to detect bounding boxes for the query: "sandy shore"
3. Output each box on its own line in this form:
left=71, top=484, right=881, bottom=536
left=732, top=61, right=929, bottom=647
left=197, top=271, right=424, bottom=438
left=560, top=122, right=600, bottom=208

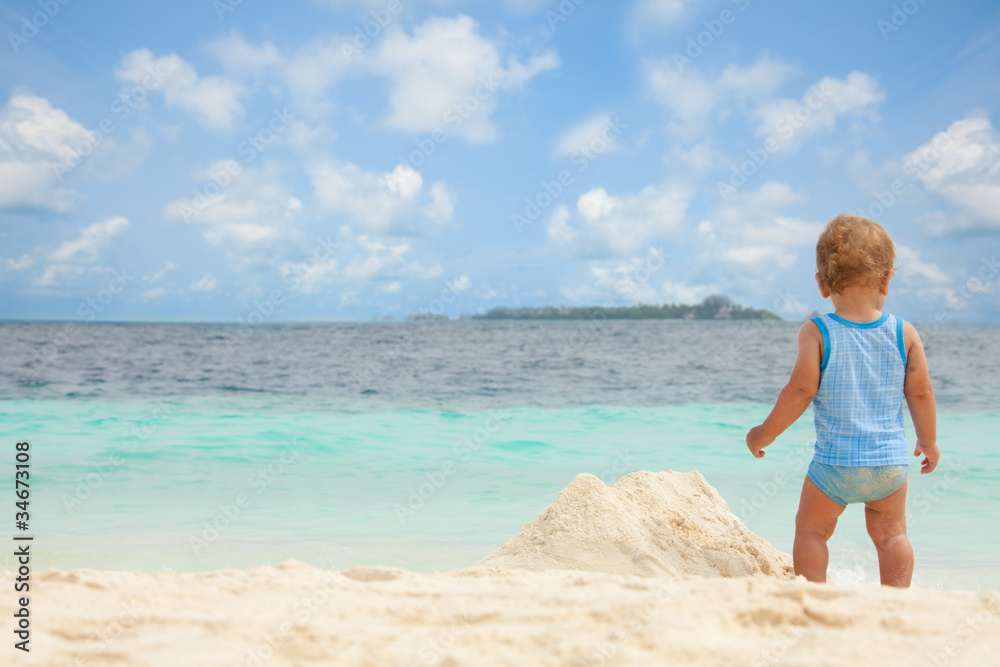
left=4, top=472, right=998, bottom=666
left=3, top=563, right=999, bottom=666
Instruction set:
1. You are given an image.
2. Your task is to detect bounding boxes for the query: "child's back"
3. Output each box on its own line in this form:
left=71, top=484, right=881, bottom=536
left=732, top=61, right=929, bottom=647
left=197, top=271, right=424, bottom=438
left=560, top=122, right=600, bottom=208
left=745, top=214, right=939, bottom=587
left=810, top=311, right=908, bottom=466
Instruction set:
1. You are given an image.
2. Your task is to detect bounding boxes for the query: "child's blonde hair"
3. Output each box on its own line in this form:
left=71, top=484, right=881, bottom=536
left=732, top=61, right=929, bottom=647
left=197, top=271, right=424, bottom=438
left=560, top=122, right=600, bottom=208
left=816, top=214, right=897, bottom=294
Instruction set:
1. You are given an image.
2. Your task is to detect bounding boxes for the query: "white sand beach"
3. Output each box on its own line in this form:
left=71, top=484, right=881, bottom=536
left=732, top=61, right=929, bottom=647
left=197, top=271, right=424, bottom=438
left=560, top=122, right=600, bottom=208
left=5, top=471, right=998, bottom=666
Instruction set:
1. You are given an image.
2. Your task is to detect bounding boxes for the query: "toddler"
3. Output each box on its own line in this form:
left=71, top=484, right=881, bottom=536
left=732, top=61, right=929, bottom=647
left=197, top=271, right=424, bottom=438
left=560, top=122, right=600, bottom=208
left=746, top=214, right=939, bottom=587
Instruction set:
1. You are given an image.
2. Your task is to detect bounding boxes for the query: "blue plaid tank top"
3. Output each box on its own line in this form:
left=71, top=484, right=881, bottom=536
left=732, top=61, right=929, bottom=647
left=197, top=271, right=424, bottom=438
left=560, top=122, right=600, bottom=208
left=810, top=312, right=909, bottom=466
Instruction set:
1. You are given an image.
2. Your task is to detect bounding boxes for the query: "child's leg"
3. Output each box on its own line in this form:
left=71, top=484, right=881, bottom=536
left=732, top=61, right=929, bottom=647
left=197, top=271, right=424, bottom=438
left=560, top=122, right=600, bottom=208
left=864, top=482, right=913, bottom=588
left=793, top=476, right=846, bottom=583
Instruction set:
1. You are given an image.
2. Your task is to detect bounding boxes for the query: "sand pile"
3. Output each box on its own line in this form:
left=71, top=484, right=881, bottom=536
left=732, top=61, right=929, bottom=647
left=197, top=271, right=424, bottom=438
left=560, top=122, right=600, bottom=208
left=478, top=470, right=793, bottom=578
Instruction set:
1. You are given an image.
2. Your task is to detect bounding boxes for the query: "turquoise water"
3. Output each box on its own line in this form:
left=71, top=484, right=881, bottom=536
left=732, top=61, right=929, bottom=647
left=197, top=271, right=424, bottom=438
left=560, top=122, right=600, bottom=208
left=5, top=396, right=997, bottom=590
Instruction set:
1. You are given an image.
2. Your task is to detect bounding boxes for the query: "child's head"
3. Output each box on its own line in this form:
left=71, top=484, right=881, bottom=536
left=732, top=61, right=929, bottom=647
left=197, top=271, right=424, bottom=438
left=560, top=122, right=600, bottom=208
left=815, top=214, right=897, bottom=294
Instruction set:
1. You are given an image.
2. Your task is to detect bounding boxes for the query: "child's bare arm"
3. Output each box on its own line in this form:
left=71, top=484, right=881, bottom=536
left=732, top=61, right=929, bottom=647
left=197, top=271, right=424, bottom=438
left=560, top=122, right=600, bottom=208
left=902, top=321, right=939, bottom=473
left=746, top=321, right=822, bottom=458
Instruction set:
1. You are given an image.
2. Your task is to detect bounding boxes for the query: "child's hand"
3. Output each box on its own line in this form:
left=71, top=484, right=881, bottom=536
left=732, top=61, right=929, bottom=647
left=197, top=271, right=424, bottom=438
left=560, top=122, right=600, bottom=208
left=914, top=441, right=940, bottom=474
left=746, top=425, right=774, bottom=458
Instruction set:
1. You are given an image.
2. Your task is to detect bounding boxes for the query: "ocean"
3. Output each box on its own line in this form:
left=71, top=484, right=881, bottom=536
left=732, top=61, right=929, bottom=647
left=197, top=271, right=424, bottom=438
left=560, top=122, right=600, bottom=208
left=1, top=319, right=997, bottom=590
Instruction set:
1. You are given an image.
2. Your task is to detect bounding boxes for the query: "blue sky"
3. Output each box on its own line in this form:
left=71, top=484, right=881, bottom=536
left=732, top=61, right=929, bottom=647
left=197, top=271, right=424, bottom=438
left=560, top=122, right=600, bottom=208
left=1, top=0, right=998, bottom=322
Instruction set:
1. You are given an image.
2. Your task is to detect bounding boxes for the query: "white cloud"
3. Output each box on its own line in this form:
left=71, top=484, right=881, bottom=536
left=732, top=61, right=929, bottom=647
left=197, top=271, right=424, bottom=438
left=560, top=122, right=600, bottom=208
left=205, top=17, right=558, bottom=141
left=699, top=182, right=821, bottom=270
left=164, top=163, right=301, bottom=246
left=282, top=36, right=354, bottom=113
left=661, top=281, right=717, bottom=305
left=664, top=142, right=719, bottom=174
left=716, top=57, right=799, bottom=101
left=721, top=244, right=798, bottom=269
left=896, top=245, right=950, bottom=286
left=0, top=92, right=89, bottom=211
left=32, top=215, right=130, bottom=290
left=344, top=236, right=442, bottom=280
left=740, top=215, right=823, bottom=246
left=754, top=71, right=884, bottom=152
left=342, top=237, right=409, bottom=280
left=190, top=274, right=218, bottom=292
left=6, top=255, right=32, bottom=271
left=645, top=60, right=716, bottom=124
left=424, top=182, right=456, bottom=221
left=209, top=32, right=350, bottom=115
left=309, top=161, right=455, bottom=235
left=903, top=113, right=1000, bottom=231
left=138, top=287, right=167, bottom=300
left=554, top=113, right=623, bottom=157
left=203, top=33, right=284, bottom=76
left=281, top=256, right=339, bottom=294
left=49, top=217, right=130, bottom=263
left=552, top=183, right=689, bottom=255
left=378, top=281, right=403, bottom=294
left=546, top=204, right=576, bottom=244
left=280, top=233, right=442, bottom=294
left=646, top=61, right=882, bottom=152
left=645, top=55, right=796, bottom=131
left=630, top=0, right=695, bottom=31
left=206, top=33, right=346, bottom=119
left=116, top=49, right=245, bottom=130
left=369, top=15, right=559, bottom=142
left=561, top=247, right=669, bottom=304
left=144, top=261, right=177, bottom=283
left=34, top=264, right=88, bottom=288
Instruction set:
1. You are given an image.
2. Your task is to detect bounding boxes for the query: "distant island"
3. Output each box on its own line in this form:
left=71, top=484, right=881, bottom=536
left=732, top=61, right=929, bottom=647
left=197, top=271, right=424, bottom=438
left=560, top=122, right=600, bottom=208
left=467, top=295, right=781, bottom=321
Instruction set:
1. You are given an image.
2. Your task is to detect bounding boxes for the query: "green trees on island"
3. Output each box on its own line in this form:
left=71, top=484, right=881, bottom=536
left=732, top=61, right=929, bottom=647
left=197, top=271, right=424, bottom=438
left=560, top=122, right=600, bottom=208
left=469, top=295, right=780, bottom=321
